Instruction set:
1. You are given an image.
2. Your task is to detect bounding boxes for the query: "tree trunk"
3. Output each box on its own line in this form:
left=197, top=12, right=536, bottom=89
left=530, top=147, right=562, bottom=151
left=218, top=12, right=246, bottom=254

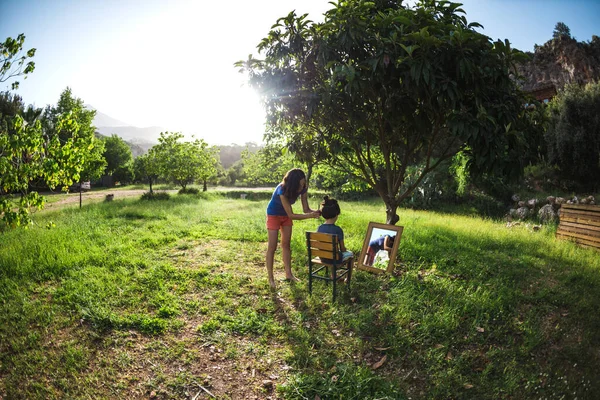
left=149, top=179, right=153, bottom=194
left=203, top=180, right=207, bottom=192
left=376, top=183, right=400, bottom=225
left=385, top=200, right=400, bottom=225
left=306, top=163, right=314, bottom=186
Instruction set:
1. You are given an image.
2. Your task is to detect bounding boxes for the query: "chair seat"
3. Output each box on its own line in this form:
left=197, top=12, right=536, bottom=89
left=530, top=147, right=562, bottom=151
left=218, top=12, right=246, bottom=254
left=311, top=256, right=354, bottom=266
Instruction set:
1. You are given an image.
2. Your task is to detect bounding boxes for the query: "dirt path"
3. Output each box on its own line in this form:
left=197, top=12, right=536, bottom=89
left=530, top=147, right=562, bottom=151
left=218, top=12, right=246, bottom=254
left=43, top=190, right=174, bottom=210
left=42, top=187, right=273, bottom=210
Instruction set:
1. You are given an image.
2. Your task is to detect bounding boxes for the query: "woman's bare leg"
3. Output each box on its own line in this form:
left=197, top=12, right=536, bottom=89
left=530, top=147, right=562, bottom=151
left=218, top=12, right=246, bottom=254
left=280, top=225, right=299, bottom=281
left=266, top=229, right=279, bottom=288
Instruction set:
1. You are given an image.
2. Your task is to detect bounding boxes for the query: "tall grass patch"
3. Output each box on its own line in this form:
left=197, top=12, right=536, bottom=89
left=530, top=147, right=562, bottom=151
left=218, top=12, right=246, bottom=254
left=1, top=193, right=599, bottom=398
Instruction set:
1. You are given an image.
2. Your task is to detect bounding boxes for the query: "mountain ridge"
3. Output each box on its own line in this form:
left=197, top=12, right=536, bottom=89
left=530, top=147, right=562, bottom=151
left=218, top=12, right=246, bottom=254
left=518, top=34, right=600, bottom=93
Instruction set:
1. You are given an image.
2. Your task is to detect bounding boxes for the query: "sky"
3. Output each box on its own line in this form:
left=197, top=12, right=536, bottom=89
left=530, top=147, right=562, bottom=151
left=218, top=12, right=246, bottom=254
left=1, top=0, right=599, bottom=145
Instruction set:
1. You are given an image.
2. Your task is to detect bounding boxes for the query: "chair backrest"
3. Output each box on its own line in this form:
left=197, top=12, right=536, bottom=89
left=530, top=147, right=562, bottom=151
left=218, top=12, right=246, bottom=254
left=306, top=231, right=341, bottom=264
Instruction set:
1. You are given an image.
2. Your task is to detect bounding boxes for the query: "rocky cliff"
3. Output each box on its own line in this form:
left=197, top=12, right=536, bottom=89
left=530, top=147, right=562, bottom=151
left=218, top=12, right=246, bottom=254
left=517, top=35, right=600, bottom=92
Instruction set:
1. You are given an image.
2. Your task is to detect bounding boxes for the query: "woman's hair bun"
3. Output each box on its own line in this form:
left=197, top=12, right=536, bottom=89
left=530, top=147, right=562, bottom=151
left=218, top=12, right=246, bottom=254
left=323, top=195, right=329, bottom=201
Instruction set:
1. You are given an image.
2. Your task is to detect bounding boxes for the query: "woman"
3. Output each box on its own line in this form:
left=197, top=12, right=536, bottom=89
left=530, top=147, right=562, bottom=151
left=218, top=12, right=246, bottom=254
left=266, top=168, right=320, bottom=288
left=364, top=235, right=395, bottom=267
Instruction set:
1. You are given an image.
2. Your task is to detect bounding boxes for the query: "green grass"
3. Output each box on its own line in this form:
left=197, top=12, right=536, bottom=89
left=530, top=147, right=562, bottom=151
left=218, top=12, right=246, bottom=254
left=1, top=192, right=599, bottom=399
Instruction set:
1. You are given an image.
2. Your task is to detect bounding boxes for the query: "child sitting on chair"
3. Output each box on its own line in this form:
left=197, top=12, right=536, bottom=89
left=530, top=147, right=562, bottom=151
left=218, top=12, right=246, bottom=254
left=317, top=196, right=354, bottom=262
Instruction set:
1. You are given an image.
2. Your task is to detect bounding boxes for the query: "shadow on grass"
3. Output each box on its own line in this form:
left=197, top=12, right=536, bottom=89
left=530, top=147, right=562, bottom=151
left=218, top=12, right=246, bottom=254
left=275, top=222, right=600, bottom=399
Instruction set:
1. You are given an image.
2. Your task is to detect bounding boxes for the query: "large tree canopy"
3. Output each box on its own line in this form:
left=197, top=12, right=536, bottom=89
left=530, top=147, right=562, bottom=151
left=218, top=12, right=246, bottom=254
left=237, top=0, right=534, bottom=223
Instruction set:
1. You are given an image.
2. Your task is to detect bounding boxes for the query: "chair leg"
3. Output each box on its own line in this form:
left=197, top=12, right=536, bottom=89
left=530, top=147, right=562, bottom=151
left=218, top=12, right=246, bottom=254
left=347, top=258, right=353, bottom=292
left=308, top=262, right=313, bottom=294
left=332, top=264, right=337, bottom=302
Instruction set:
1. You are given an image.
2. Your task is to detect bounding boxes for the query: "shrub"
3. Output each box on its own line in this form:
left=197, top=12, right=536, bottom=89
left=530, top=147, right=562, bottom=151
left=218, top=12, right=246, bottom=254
left=140, top=191, right=171, bottom=201
left=545, top=82, right=600, bottom=191
left=400, top=160, right=458, bottom=209
left=178, top=187, right=199, bottom=195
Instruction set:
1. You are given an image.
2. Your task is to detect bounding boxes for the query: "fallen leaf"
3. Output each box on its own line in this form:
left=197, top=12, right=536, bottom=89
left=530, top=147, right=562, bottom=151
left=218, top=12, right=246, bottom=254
left=476, top=327, right=485, bottom=333
left=315, top=395, right=321, bottom=400
left=371, top=354, right=387, bottom=370
left=464, top=383, right=474, bottom=389
left=375, top=347, right=391, bottom=351
left=434, top=344, right=444, bottom=349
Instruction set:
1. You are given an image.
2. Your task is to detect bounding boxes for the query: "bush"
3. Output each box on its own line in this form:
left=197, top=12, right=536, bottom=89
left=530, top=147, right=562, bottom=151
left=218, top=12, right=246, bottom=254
left=140, top=191, right=171, bottom=201
left=545, top=82, right=600, bottom=191
left=178, top=187, right=199, bottom=195
left=523, top=162, right=562, bottom=191
left=400, top=160, right=458, bottom=209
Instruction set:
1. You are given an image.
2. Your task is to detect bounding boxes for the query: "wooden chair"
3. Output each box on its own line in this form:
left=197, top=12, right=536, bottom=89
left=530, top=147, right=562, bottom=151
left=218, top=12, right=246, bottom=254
left=306, top=231, right=354, bottom=301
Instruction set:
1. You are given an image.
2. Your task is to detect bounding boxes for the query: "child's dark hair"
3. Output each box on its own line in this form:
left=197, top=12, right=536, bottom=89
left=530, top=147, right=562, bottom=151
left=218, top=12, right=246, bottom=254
left=282, top=168, right=306, bottom=202
left=320, top=195, right=340, bottom=219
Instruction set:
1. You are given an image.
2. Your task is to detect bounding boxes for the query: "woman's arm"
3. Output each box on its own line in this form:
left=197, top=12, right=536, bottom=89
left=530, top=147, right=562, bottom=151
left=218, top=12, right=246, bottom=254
left=300, top=192, right=317, bottom=213
left=281, top=195, right=319, bottom=220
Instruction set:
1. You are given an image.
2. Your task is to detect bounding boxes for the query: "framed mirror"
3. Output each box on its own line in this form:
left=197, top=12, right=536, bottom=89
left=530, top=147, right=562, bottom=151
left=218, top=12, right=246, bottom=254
left=357, top=222, right=403, bottom=274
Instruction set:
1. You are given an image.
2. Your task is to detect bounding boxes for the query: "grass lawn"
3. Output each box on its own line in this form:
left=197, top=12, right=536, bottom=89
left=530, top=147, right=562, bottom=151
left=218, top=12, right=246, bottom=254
left=1, top=192, right=599, bottom=399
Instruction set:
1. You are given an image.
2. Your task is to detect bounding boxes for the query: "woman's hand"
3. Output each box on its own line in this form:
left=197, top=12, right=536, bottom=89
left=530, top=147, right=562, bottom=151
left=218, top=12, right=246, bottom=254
left=309, top=210, right=321, bottom=219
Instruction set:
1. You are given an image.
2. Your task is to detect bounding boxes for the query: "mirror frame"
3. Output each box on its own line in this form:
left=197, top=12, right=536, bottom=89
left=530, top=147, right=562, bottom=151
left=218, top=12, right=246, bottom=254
left=357, top=222, right=403, bottom=274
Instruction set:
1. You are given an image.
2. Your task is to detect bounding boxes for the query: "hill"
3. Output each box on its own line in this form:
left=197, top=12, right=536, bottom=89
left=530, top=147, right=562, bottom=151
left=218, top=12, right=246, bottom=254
left=94, top=125, right=163, bottom=154
left=89, top=108, right=130, bottom=128
left=87, top=106, right=163, bottom=154
left=518, top=34, right=600, bottom=93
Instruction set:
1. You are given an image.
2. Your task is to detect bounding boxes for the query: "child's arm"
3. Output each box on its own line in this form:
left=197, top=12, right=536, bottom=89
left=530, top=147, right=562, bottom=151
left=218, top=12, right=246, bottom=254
left=339, top=239, right=347, bottom=253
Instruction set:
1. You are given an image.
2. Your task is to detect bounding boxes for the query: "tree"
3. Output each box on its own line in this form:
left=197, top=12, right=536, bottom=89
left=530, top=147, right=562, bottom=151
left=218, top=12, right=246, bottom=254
left=198, top=145, right=219, bottom=191
left=133, top=150, right=160, bottom=193
left=1, top=34, right=36, bottom=90
left=152, top=132, right=220, bottom=191
left=1, top=36, right=101, bottom=228
left=553, top=22, right=571, bottom=39
left=237, top=0, right=533, bottom=223
left=80, top=136, right=107, bottom=183
left=113, top=164, right=134, bottom=185
left=42, top=88, right=105, bottom=188
left=1, top=90, right=101, bottom=228
left=545, top=82, right=600, bottom=190
left=102, top=134, right=132, bottom=176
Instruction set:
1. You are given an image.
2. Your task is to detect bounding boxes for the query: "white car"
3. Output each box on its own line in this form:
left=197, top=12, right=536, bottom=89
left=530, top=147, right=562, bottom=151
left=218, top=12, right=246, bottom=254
left=70, top=181, right=91, bottom=192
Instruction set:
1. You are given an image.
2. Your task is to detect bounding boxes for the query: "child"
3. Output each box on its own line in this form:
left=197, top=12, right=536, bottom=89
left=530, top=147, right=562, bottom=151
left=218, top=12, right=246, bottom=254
left=266, top=168, right=320, bottom=289
left=317, top=195, right=354, bottom=263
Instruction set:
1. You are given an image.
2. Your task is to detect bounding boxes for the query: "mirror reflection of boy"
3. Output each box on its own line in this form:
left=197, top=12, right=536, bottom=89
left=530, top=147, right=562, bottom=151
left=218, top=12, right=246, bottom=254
left=317, top=196, right=354, bottom=263
left=364, top=234, right=395, bottom=267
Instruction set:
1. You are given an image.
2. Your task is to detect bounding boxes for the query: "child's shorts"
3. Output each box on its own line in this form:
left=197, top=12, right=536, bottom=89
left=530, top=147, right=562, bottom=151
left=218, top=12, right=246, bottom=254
left=341, top=250, right=354, bottom=260
left=266, top=215, right=293, bottom=230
